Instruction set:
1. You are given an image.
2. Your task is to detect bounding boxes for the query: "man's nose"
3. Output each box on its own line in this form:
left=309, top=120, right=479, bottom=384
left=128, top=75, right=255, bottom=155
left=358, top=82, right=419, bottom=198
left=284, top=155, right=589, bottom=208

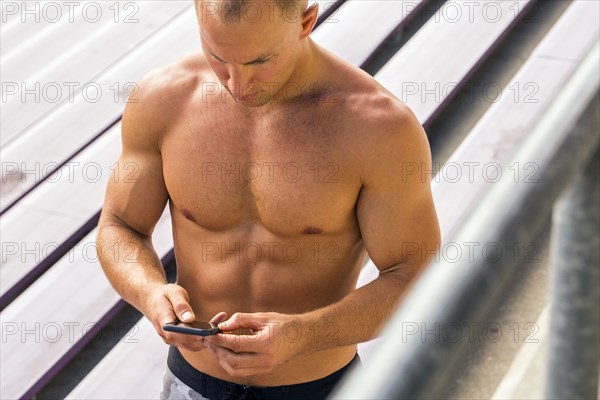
left=226, top=67, right=255, bottom=95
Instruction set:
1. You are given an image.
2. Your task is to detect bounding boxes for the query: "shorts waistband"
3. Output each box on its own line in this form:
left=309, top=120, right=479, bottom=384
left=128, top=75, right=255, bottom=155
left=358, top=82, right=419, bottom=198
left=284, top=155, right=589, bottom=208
left=167, top=346, right=361, bottom=400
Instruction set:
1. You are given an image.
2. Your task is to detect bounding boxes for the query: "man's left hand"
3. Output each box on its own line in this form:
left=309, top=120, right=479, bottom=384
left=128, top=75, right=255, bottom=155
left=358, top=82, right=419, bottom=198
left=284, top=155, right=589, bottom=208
left=203, top=312, right=305, bottom=378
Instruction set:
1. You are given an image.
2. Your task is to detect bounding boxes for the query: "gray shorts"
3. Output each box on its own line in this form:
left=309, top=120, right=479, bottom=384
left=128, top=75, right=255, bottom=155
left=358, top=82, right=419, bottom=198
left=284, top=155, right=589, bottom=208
left=160, top=367, right=210, bottom=400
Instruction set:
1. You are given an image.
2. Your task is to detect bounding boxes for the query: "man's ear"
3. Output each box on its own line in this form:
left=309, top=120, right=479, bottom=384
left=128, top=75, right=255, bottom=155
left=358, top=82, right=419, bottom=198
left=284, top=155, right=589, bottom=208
left=300, top=3, right=319, bottom=39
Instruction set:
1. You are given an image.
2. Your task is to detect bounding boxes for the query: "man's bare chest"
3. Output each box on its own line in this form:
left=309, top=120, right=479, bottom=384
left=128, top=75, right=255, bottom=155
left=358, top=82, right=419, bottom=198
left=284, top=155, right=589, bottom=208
left=161, top=112, right=361, bottom=236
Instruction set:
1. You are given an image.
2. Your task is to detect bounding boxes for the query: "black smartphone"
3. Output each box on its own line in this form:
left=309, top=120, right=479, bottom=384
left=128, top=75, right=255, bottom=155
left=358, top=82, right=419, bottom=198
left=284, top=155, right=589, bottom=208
left=163, top=320, right=221, bottom=336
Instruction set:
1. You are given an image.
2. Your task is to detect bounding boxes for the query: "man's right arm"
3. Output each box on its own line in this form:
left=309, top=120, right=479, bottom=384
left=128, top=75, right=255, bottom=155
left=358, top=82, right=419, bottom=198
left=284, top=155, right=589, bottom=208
left=96, top=71, right=205, bottom=350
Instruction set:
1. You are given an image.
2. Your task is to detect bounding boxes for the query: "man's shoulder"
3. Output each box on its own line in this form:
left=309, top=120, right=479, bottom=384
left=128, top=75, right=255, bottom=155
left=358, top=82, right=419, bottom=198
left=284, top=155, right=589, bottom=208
left=325, top=64, right=428, bottom=168
left=332, top=68, right=420, bottom=141
left=132, top=51, right=211, bottom=110
left=121, top=52, right=214, bottom=146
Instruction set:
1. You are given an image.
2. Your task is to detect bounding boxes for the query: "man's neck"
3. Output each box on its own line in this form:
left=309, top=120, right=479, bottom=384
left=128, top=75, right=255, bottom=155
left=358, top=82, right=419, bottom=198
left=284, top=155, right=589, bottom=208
left=275, top=38, right=321, bottom=103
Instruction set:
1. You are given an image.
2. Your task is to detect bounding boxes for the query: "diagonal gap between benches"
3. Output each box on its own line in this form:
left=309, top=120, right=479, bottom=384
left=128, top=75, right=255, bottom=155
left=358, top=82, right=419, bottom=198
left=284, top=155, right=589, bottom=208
left=0, top=210, right=101, bottom=312
left=316, top=0, right=348, bottom=27
left=363, top=0, right=447, bottom=76
left=0, top=115, right=122, bottom=216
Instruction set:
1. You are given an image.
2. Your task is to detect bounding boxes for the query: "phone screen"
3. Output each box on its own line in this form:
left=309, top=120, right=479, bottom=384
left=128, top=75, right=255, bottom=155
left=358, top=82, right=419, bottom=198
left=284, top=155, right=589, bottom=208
left=163, top=320, right=221, bottom=336
left=182, top=321, right=218, bottom=330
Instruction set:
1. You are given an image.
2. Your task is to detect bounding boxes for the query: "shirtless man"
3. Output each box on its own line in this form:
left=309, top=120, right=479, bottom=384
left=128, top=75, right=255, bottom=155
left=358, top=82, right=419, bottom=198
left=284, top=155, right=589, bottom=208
left=97, top=0, right=441, bottom=399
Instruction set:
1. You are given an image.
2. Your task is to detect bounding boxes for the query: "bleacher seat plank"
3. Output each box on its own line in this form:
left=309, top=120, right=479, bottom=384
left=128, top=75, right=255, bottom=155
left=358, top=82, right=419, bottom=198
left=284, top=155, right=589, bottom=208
left=0, top=3, right=23, bottom=27
left=376, top=0, right=532, bottom=126
left=1, top=1, right=115, bottom=66
left=1, top=1, right=191, bottom=148
left=1, top=1, right=187, bottom=84
left=1, top=1, right=119, bottom=146
left=312, top=0, right=425, bottom=67
left=0, top=1, right=100, bottom=56
left=0, top=211, right=174, bottom=400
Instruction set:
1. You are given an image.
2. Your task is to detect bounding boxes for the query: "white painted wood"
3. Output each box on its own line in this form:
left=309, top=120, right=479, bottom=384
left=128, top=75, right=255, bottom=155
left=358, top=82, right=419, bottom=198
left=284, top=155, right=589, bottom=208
left=313, top=0, right=424, bottom=66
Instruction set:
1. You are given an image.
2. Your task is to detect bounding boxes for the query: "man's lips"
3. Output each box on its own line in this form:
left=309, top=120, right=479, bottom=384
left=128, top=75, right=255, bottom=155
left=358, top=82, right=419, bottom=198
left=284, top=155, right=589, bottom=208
left=238, top=92, right=260, bottom=101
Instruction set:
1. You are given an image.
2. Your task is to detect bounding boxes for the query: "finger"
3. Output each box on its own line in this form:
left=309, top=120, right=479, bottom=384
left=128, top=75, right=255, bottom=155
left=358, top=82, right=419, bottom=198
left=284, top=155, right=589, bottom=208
left=209, top=311, right=229, bottom=325
left=178, top=340, right=207, bottom=352
left=165, top=333, right=207, bottom=352
left=207, top=332, right=261, bottom=353
left=209, top=344, right=266, bottom=372
left=218, top=312, right=262, bottom=332
left=165, top=288, right=195, bottom=322
left=207, top=345, right=277, bottom=378
left=153, top=296, right=179, bottom=330
left=217, top=312, right=244, bottom=332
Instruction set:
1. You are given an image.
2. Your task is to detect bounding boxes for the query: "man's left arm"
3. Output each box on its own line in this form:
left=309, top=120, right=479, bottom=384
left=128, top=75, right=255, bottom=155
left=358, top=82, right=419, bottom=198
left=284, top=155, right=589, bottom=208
left=297, top=106, right=441, bottom=352
left=205, top=107, right=441, bottom=376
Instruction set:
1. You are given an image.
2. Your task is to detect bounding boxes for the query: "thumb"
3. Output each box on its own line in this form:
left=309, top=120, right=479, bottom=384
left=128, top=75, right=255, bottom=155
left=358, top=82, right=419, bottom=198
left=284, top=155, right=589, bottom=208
left=166, top=290, right=195, bottom=322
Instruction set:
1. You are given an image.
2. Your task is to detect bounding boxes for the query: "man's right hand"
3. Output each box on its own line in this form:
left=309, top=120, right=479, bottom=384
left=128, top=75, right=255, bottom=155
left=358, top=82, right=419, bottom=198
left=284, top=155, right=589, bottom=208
left=145, top=283, right=206, bottom=352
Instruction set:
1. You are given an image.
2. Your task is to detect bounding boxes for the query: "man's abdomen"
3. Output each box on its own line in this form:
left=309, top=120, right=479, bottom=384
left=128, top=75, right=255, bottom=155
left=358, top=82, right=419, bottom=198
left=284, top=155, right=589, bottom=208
left=170, top=215, right=366, bottom=386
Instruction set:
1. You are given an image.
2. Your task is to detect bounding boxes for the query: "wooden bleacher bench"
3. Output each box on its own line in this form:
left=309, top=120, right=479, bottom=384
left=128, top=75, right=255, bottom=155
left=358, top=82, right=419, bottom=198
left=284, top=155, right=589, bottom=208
left=433, top=0, right=600, bottom=239
left=3, top=1, right=124, bottom=85
left=355, top=0, right=534, bottom=283
left=5, top=1, right=597, bottom=398
left=314, top=0, right=345, bottom=25
left=67, top=320, right=169, bottom=400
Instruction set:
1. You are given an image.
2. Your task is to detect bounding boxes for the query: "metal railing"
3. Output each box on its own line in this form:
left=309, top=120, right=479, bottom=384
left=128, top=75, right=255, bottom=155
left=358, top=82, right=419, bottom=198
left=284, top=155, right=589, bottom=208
left=331, top=40, right=600, bottom=399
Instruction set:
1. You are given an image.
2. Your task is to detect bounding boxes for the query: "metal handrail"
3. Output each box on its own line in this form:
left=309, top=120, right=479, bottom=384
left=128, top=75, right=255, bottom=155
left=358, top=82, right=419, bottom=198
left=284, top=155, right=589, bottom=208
left=331, top=40, right=600, bottom=399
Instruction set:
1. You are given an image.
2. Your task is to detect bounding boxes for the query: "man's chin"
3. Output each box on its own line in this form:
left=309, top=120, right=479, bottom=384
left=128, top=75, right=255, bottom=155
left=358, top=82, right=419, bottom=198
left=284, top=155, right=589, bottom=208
left=236, top=96, right=271, bottom=107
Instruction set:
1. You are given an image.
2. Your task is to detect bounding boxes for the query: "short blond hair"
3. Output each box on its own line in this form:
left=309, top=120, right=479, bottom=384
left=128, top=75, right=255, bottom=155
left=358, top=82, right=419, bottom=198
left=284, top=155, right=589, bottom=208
left=195, top=0, right=309, bottom=23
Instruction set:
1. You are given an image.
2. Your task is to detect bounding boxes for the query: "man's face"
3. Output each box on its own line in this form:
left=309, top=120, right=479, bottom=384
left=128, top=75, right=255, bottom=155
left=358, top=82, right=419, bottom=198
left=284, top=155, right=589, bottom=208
left=198, top=1, right=304, bottom=107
